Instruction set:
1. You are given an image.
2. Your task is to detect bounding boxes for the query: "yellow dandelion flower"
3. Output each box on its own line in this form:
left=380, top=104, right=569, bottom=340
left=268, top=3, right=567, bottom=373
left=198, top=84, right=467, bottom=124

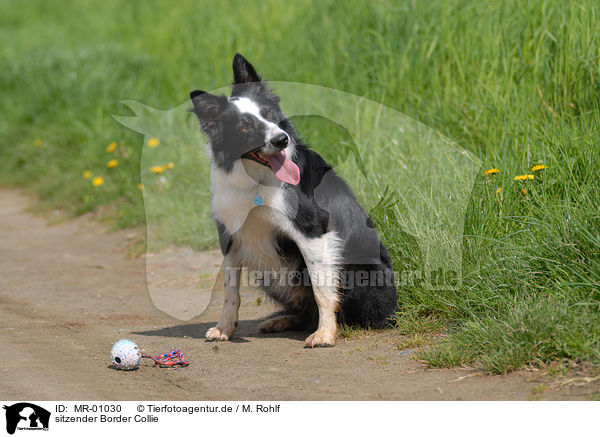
left=496, top=187, right=502, bottom=194
left=106, top=159, right=119, bottom=169
left=531, top=164, right=546, bottom=172
left=147, top=137, right=160, bottom=148
left=106, top=141, right=118, bottom=153
left=485, top=168, right=500, bottom=176
left=34, top=138, right=43, bottom=147
left=82, top=170, right=92, bottom=179
left=521, top=188, right=527, bottom=196
left=92, top=177, right=104, bottom=187
left=514, top=174, right=534, bottom=181
left=151, top=165, right=165, bottom=173
left=165, top=162, right=175, bottom=170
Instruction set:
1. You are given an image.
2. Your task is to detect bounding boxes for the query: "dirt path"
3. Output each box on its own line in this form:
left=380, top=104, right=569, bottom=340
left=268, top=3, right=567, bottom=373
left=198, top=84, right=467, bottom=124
left=0, top=188, right=594, bottom=400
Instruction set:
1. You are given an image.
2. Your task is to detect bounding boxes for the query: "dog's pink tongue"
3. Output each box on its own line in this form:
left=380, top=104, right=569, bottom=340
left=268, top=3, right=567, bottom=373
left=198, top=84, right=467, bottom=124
left=264, top=151, right=300, bottom=185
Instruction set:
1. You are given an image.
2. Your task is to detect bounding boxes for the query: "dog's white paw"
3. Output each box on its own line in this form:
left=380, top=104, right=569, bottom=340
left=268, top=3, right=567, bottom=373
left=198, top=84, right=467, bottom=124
left=304, top=328, right=336, bottom=348
left=205, top=326, right=234, bottom=341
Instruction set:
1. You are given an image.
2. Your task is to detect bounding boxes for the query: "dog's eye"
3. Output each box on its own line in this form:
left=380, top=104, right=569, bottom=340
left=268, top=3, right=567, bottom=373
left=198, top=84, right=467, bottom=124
left=263, top=109, right=273, bottom=120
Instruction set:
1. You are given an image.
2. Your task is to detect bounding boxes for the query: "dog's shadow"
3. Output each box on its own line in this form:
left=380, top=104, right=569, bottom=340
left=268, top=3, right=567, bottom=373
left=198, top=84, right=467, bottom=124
left=133, top=319, right=309, bottom=343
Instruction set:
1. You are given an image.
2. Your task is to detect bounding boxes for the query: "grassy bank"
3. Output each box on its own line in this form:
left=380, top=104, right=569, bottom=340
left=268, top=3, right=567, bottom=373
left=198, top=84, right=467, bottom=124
left=1, top=0, right=599, bottom=372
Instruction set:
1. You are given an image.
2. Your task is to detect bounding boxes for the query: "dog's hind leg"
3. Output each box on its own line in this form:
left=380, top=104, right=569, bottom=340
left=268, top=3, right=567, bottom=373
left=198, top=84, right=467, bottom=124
left=258, top=313, right=304, bottom=333
left=206, top=253, right=241, bottom=341
left=259, top=280, right=317, bottom=333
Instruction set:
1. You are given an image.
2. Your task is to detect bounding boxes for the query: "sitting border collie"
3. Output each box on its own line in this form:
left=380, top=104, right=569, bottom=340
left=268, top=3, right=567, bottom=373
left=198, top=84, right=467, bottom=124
left=190, top=54, right=397, bottom=347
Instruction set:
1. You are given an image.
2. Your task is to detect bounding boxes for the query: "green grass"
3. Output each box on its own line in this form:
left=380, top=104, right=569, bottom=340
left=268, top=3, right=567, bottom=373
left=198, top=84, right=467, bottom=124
left=1, top=0, right=600, bottom=373
left=420, top=297, right=600, bottom=372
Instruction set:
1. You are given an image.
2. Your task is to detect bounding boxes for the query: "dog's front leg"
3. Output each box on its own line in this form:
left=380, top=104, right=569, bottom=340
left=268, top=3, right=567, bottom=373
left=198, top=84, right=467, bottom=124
left=300, top=232, right=341, bottom=348
left=206, top=253, right=241, bottom=341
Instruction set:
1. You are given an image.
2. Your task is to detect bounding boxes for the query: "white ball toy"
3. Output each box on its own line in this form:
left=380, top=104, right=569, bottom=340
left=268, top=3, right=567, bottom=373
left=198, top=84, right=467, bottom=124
left=110, top=339, right=141, bottom=370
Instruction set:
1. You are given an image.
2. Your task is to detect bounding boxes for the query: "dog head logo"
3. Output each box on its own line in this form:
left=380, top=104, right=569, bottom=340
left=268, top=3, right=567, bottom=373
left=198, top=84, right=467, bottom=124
left=3, top=403, right=50, bottom=435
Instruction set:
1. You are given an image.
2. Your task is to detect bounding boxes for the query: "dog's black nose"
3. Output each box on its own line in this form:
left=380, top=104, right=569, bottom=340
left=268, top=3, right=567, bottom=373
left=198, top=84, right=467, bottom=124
left=270, top=133, right=289, bottom=149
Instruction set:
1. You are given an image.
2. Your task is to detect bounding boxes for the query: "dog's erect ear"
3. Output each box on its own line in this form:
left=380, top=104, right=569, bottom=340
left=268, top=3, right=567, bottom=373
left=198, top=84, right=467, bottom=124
left=232, top=53, right=262, bottom=84
left=190, top=90, right=227, bottom=120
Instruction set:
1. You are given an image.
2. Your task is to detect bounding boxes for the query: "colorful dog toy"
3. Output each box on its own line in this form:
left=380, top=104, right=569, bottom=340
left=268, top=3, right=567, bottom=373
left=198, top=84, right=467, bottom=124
left=141, top=349, right=190, bottom=367
left=110, top=339, right=190, bottom=370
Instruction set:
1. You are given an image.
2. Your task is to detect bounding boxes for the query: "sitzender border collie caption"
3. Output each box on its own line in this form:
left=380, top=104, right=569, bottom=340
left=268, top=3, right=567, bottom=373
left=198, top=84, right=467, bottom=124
left=53, top=403, right=281, bottom=423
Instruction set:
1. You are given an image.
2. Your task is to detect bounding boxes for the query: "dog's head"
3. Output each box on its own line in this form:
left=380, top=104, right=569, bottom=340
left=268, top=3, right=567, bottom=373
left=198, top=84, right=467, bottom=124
left=191, top=54, right=300, bottom=185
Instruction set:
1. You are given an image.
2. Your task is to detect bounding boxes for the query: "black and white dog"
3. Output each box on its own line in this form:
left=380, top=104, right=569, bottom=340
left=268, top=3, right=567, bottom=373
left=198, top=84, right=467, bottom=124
left=191, top=54, right=397, bottom=347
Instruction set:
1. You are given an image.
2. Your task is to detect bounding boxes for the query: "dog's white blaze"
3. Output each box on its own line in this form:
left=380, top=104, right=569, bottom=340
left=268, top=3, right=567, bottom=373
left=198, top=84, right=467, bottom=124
left=231, top=97, right=282, bottom=142
left=230, top=97, right=296, bottom=158
left=231, top=97, right=264, bottom=120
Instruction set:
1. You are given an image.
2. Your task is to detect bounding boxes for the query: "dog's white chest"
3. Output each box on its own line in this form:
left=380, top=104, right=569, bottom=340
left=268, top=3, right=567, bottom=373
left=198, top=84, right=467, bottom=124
left=210, top=162, right=290, bottom=269
left=211, top=183, right=286, bottom=235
